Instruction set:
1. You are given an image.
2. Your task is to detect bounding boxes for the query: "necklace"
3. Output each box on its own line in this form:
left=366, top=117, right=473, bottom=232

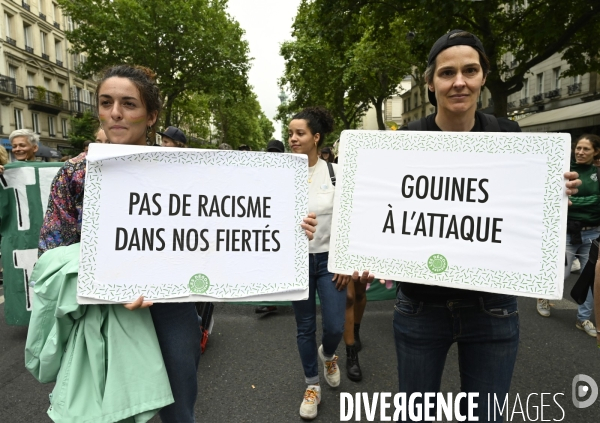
left=308, top=161, right=318, bottom=183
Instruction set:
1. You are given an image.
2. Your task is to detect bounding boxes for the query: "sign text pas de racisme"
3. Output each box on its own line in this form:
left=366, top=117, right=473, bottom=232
left=78, top=144, right=309, bottom=303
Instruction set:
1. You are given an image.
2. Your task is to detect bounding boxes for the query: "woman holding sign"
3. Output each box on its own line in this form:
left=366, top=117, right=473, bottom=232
left=38, top=65, right=318, bottom=423
left=394, top=30, right=581, bottom=422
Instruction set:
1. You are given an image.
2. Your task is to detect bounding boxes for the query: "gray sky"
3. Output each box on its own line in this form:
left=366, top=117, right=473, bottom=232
left=226, top=0, right=301, bottom=139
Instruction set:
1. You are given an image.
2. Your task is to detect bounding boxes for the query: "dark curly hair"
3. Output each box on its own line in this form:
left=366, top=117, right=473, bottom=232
left=291, top=107, right=334, bottom=147
left=96, top=65, right=162, bottom=131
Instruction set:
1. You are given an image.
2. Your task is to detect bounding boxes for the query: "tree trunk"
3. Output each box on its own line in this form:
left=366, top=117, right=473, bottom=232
left=373, top=96, right=386, bottom=130
left=485, top=75, right=510, bottom=118
left=163, top=92, right=180, bottom=127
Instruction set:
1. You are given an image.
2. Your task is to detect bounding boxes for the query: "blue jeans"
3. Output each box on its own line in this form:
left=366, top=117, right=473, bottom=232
left=150, top=303, right=202, bottom=423
left=565, top=227, right=599, bottom=321
left=292, top=252, right=346, bottom=384
left=393, top=291, right=519, bottom=422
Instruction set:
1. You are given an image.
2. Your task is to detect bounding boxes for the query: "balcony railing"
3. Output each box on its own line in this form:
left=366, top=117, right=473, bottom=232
left=56, top=59, right=63, bottom=67
left=39, top=12, right=46, bottom=21
left=22, top=2, right=30, bottom=12
left=5, top=36, right=16, bottom=46
left=520, top=97, right=529, bottom=106
left=567, top=83, right=582, bottom=95
left=25, top=86, right=69, bottom=114
left=71, top=100, right=97, bottom=116
left=0, top=75, right=17, bottom=95
left=545, top=88, right=561, bottom=99
left=54, top=22, right=60, bottom=30
left=41, top=53, right=50, bottom=61
left=533, top=94, right=544, bottom=102
left=25, top=45, right=34, bottom=54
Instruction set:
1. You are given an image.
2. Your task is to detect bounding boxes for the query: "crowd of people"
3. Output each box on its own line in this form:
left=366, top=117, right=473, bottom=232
left=14, top=28, right=593, bottom=423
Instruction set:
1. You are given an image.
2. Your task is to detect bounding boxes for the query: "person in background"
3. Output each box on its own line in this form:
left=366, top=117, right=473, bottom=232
left=539, top=134, right=600, bottom=338
left=95, top=128, right=109, bottom=144
left=319, top=146, right=335, bottom=163
left=238, top=144, right=251, bottom=151
left=9, top=129, right=39, bottom=162
left=158, top=126, right=187, bottom=148
left=218, top=143, right=232, bottom=150
left=266, top=139, right=285, bottom=153
left=83, top=140, right=93, bottom=154
left=255, top=139, right=286, bottom=315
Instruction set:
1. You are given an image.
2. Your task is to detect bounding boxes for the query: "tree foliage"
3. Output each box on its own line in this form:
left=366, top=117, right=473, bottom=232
left=311, top=0, right=600, bottom=117
left=58, top=0, right=251, bottom=126
left=279, top=0, right=412, bottom=130
left=68, top=111, right=98, bottom=153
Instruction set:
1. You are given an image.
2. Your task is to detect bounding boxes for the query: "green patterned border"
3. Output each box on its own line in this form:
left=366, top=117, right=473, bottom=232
left=78, top=151, right=308, bottom=302
left=331, top=131, right=568, bottom=297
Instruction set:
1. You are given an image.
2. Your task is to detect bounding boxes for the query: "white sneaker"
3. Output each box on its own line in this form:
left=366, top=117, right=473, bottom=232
left=536, top=299, right=551, bottom=317
left=318, top=345, right=340, bottom=387
left=571, top=258, right=581, bottom=272
left=299, top=385, right=321, bottom=420
left=576, top=320, right=597, bottom=337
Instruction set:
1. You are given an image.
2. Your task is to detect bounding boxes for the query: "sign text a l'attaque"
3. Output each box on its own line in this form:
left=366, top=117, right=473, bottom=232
left=328, top=130, right=570, bottom=300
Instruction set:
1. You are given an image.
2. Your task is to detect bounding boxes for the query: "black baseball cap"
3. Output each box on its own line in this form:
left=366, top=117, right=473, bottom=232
left=266, top=140, right=284, bottom=152
left=158, top=126, right=187, bottom=144
left=427, top=29, right=486, bottom=107
left=238, top=144, right=250, bottom=151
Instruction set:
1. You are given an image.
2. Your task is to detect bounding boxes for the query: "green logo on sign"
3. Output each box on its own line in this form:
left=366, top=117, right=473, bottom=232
left=189, top=273, right=210, bottom=294
left=428, top=254, right=448, bottom=274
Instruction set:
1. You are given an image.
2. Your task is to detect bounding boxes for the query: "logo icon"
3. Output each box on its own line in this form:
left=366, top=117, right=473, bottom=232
left=428, top=254, right=448, bottom=273
left=572, top=374, right=598, bottom=408
left=189, top=273, right=210, bottom=294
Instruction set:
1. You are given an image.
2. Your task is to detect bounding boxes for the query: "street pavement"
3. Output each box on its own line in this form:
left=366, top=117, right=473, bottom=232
left=1, top=275, right=599, bottom=422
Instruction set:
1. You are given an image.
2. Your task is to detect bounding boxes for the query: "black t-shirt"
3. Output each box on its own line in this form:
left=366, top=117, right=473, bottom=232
left=400, top=112, right=521, bottom=301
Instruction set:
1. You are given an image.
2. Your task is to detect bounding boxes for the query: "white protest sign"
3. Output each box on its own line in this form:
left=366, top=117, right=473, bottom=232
left=329, top=130, right=570, bottom=299
left=78, top=144, right=308, bottom=304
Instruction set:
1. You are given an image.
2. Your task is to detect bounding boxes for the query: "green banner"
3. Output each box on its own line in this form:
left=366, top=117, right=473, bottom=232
left=0, top=161, right=63, bottom=326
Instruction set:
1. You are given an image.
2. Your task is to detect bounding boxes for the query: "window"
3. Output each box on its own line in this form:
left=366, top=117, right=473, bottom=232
left=48, top=116, right=56, bottom=136
left=521, top=78, right=529, bottom=98
left=8, top=65, right=18, bottom=80
left=4, top=13, right=12, bottom=38
left=67, top=16, right=74, bottom=31
left=44, top=78, right=51, bottom=90
left=52, top=2, right=58, bottom=22
left=82, top=89, right=91, bottom=104
left=58, top=82, right=65, bottom=97
left=14, top=109, right=24, bottom=130
left=573, top=75, right=581, bottom=85
left=32, top=113, right=40, bottom=133
left=24, top=24, right=32, bottom=48
left=38, top=0, right=45, bottom=14
left=40, top=31, right=47, bottom=54
left=62, top=118, right=69, bottom=138
left=27, top=72, right=35, bottom=87
left=553, top=67, right=561, bottom=90
left=55, top=40, right=63, bottom=61
left=536, top=73, right=544, bottom=94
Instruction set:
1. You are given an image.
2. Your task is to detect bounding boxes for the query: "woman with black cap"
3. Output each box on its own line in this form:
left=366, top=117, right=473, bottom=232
left=395, top=29, right=581, bottom=422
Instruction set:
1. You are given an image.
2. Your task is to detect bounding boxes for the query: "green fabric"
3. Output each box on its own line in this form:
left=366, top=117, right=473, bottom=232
left=569, top=162, right=600, bottom=225
left=25, top=243, right=174, bottom=423
left=0, top=161, right=63, bottom=325
left=238, top=279, right=396, bottom=306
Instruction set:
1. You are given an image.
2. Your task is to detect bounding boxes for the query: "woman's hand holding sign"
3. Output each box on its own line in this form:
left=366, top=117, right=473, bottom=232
left=565, top=171, right=581, bottom=205
left=301, top=212, right=317, bottom=240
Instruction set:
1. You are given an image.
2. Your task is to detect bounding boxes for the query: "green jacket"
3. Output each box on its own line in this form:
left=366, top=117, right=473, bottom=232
left=25, top=243, right=173, bottom=423
left=569, top=161, right=600, bottom=225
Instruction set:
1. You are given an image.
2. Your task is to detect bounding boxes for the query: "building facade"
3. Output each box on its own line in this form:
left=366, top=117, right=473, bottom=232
left=0, top=0, right=97, bottom=159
